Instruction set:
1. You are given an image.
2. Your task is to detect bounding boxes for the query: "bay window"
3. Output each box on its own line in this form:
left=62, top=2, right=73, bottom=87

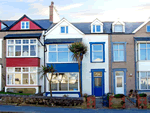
left=48, top=44, right=74, bottom=62
left=7, top=39, right=37, bottom=57
left=48, top=73, right=79, bottom=91
left=7, top=67, right=37, bottom=85
left=139, top=43, right=150, bottom=60
left=139, top=72, right=150, bottom=90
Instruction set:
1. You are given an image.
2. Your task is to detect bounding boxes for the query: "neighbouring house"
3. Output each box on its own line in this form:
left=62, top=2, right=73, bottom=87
left=0, top=1, right=60, bottom=94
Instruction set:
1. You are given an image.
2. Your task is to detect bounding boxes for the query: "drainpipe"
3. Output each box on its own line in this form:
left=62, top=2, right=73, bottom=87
left=43, top=31, right=46, bottom=94
left=110, top=34, right=113, bottom=94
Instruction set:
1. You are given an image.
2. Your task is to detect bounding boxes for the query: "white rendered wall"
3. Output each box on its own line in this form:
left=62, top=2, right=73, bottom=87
left=82, top=34, right=109, bottom=95
left=137, top=61, right=150, bottom=71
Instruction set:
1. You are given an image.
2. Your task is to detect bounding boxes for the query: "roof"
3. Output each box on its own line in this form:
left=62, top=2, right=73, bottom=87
left=47, top=22, right=143, bottom=34
left=4, top=33, right=42, bottom=39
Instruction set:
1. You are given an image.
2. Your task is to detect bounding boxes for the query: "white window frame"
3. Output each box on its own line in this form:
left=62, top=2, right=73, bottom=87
left=113, top=44, right=125, bottom=61
left=91, top=19, right=103, bottom=33
left=21, top=21, right=30, bottom=29
left=7, top=39, right=38, bottom=57
left=92, top=25, right=101, bottom=33
left=47, top=72, right=79, bottom=92
left=6, top=67, right=38, bottom=86
left=60, top=26, right=68, bottom=34
left=47, top=44, right=76, bottom=63
left=92, top=44, right=103, bottom=62
left=138, top=42, right=150, bottom=61
left=139, top=71, right=150, bottom=90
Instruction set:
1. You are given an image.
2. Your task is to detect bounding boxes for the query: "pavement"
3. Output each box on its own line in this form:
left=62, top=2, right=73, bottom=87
left=0, top=105, right=150, bottom=113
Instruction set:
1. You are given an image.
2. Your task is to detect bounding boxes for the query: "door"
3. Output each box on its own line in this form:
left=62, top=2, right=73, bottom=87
left=115, top=71, right=124, bottom=94
left=93, top=72, right=103, bottom=96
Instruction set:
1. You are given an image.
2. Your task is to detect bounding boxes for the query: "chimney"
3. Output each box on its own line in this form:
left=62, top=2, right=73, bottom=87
left=49, top=1, right=54, bottom=22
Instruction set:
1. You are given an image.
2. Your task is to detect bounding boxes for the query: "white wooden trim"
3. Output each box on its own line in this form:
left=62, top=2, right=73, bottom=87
left=0, top=39, right=2, bottom=58
left=45, top=18, right=84, bottom=35
left=21, top=21, right=30, bottom=29
left=91, top=18, right=103, bottom=33
left=112, top=19, right=125, bottom=32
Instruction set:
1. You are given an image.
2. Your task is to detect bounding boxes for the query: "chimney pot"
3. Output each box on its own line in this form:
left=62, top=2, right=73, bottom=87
left=51, top=1, right=54, bottom=5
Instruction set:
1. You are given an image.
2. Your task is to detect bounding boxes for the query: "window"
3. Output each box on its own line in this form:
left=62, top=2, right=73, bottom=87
left=21, top=21, right=29, bottom=29
left=90, top=42, right=105, bottom=62
left=113, top=43, right=126, bottom=62
left=139, top=72, right=150, bottom=90
left=7, top=67, right=37, bottom=85
left=93, top=25, right=101, bottom=33
left=61, top=26, right=68, bottom=34
left=114, top=25, right=123, bottom=32
left=147, top=25, right=150, bottom=32
left=48, top=72, right=79, bottom=91
left=48, top=44, right=74, bottom=62
left=139, top=43, right=150, bottom=60
left=7, top=39, right=37, bottom=57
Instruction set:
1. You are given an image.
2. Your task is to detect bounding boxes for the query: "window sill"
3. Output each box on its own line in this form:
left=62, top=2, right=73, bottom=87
left=113, top=61, right=126, bottom=63
left=6, top=85, right=39, bottom=87
left=46, top=62, right=78, bottom=63
left=91, top=61, right=105, bottom=63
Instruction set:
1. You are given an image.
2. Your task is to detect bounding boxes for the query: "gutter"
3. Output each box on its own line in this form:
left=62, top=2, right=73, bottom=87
left=110, top=34, right=113, bottom=93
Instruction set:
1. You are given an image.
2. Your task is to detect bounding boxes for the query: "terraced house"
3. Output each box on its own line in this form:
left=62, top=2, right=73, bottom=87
left=0, top=1, right=150, bottom=97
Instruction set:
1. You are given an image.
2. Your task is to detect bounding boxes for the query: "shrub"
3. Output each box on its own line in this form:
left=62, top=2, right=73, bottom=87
left=114, top=94, right=124, bottom=98
left=139, top=93, right=147, bottom=97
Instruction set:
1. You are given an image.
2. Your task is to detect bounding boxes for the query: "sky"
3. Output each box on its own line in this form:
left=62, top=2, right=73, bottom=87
left=0, top=0, right=150, bottom=22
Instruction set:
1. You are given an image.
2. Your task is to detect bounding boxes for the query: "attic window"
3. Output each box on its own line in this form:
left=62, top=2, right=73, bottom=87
left=147, top=25, right=150, bottom=32
left=21, top=21, right=29, bottom=29
left=93, top=25, right=101, bottom=33
left=114, top=25, right=123, bottom=32
left=61, top=26, right=68, bottom=34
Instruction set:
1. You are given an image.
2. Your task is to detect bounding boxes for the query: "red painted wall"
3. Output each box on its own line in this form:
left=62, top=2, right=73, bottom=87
left=6, top=58, right=40, bottom=67
left=10, top=17, right=41, bottom=30
left=0, top=22, right=1, bottom=30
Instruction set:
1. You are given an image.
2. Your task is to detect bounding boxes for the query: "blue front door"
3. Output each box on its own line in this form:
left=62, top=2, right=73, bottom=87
left=92, top=70, right=105, bottom=97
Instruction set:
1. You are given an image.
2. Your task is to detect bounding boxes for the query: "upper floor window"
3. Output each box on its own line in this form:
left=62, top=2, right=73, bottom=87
left=89, top=42, right=105, bottom=63
left=113, top=43, right=126, bottom=62
left=48, top=44, right=73, bottom=62
left=7, top=39, right=37, bottom=57
left=21, top=21, right=29, bottom=29
left=93, top=25, right=101, bottom=33
left=147, top=25, right=150, bottom=32
left=114, top=25, right=123, bottom=32
left=139, top=43, right=150, bottom=60
left=61, top=26, right=68, bottom=34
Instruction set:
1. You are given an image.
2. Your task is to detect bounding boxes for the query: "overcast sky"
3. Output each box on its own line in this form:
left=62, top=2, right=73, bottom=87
left=0, top=0, right=150, bottom=22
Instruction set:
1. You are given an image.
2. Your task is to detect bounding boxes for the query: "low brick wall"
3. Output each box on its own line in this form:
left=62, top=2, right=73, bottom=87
left=0, top=94, right=85, bottom=107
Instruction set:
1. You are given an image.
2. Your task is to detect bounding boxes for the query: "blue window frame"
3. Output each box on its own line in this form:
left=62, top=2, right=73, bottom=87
left=147, top=25, right=150, bottom=32
left=61, top=26, right=68, bottom=34
left=89, top=42, right=105, bottom=63
left=93, top=25, right=101, bottom=33
left=112, top=42, right=126, bottom=62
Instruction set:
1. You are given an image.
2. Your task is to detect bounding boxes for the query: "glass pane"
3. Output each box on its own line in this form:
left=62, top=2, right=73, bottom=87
left=15, top=74, right=21, bottom=84
left=93, top=52, right=103, bottom=61
left=51, top=80, right=58, bottom=91
left=8, top=67, right=14, bottom=72
left=7, top=74, right=14, bottom=84
left=69, top=73, right=78, bottom=91
left=94, top=72, right=102, bottom=77
left=15, top=40, right=21, bottom=44
left=30, top=73, right=36, bottom=84
left=30, top=67, right=37, bottom=72
left=58, top=52, right=68, bottom=62
left=61, top=27, right=65, bottom=33
left=148, top=49, right=150, bottom=60
left=114, top=50, right=118, bottom=61
left=22, top=45, right=29, bottom=56
left=114, top=25, right=123, bottom=32
left=23, top=40, right=29, bottom=44
left=8, top=46, right=14, bottom=56
left=96, top=25, right=101, bottom=32
left=140, top=49, right=146, bottom=60
left=26, top=22, right=29, bottom=28
left=69, top=52, right=74, bottom=62
left=30, top=39, right=36, bottom=44
left=148, top=78, right=150, bottom=89
left=58, top=45, right=68, bottom=51
left=113, top=44, right=118, bottom=50
left=23, top=74, right=29, bottom=84
left=60, top=75, right=68, bottom=91
left=119, top=44, right=124, bottom=50
left=94, top=78, right=102, bottom=87
left=30, top=45, right=36, bottom=56
left=119, top=50, right=124, bottom=61
left=93, top=45, right=102, bottom=51
left=49, top=45, right=56, bottom=51
left=49, top=52, right=57, bottom=62
left=140, top=44, right=146, bottom=49
left=117, top=77, right=122, bottom=87
left=8, top=40, right=14, bottom=44
left=93, top=25, right=95, bottom=32
left=23, top=67, right=29, bottom=72
left=148, top=72, right=150, bottom=78
left=15, top=46, right=21, bottom=56
left=15, top=68, right=21, bottom=72
left=66, top=26, right=68, bottom=33
left=141, top=78, right=147, bottom=89
left=147, top=43, right=150, bottom=48
left=147, top=26, right=150, bottom=32
left=115, top=71, right=124, bottom=76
